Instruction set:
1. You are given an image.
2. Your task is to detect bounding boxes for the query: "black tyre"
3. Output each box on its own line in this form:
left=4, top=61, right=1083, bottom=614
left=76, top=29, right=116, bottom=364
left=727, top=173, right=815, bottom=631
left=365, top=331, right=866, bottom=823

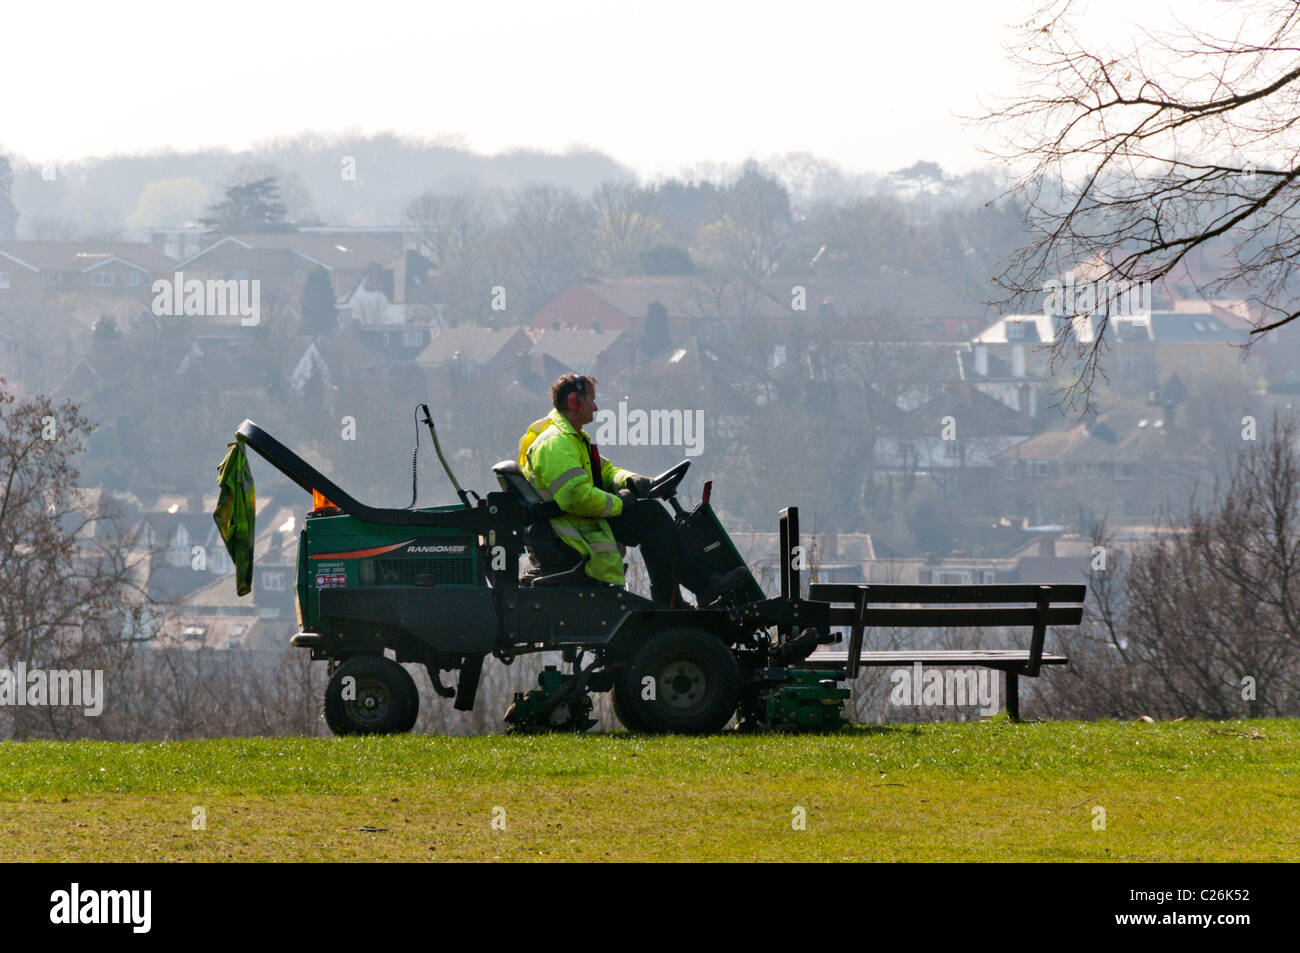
left=613, top=628, right=741, bottom=734
left=324, top=656, right=418, bottom=736
left=611, top=678, right=650, bottom=733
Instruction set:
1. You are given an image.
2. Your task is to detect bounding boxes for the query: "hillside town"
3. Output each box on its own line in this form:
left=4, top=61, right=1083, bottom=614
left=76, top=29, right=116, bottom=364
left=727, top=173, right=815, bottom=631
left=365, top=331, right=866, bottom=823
left=4, top=203, right=1292, bottom=659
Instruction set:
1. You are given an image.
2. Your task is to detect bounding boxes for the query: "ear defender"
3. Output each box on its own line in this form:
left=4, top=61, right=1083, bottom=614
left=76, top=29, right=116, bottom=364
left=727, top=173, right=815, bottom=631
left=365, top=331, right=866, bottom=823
left=568, top=391, right=581, bottom=411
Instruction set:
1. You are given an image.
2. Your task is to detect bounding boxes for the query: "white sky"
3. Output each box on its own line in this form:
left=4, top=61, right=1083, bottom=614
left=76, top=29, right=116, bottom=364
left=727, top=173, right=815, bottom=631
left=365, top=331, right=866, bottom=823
left=1, top=0, right=1209, bottom=178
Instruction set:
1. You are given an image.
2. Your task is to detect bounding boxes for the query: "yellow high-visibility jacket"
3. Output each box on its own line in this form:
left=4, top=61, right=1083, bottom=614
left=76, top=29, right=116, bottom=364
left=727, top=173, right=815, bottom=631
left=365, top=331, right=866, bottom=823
left=518, top=409, right=636, bottom=584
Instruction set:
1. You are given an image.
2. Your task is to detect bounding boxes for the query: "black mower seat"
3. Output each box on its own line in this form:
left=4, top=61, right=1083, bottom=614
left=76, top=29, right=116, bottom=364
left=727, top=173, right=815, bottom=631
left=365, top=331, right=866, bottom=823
left=493, top=459, right=600, bottom=581
left=492, top=460, right=563, bottom=524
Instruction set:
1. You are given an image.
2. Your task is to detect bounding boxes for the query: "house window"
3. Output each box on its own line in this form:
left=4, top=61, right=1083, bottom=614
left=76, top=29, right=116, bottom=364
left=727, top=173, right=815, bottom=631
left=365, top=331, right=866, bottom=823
left=1007, top=321, right=1026, bottom=340
left=1033, top=461, right=1050, bottom=478
left=125, top=271, right=141, bottom=287
left=262, top=571, right=285, bottom=591
left=1116, top=463, right=1138, bottom=482
left=943, top=439, right=963, bottom=460
left=402, top=330, right=422, bottom=347
left=1006, top=461, right=1020, bottom=481
left=44, top=272, right=60, bottom=286
left=0, top=272, right=9, bottom=289
left=92, top=271, right=114, bottom=287
left=983, top=571, right=995, bottom=584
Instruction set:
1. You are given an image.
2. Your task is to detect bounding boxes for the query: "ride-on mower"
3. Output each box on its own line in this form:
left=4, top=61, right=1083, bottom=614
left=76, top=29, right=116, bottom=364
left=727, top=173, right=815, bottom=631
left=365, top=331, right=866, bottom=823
left=225, top=407, right=1085, bottom=734
left=226, top=407, right=850, bottom=735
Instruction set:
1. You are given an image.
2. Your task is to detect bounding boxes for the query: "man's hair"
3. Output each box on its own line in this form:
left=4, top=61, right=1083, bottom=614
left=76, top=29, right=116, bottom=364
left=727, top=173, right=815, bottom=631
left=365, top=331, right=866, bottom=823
left=551, top=374, right=597, bottom=412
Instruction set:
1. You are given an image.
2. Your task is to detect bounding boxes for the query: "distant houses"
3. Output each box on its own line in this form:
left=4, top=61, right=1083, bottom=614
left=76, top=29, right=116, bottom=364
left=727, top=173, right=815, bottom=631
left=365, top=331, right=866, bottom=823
left=0, top=241, right=173, bottom=298
left=6, top=221, right=1285, bottom=646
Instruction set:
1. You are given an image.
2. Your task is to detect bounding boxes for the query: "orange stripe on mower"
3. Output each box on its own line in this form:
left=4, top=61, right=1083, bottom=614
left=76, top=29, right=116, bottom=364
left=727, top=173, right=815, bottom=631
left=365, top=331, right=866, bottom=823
left=311, top=540, right=412, bottom=560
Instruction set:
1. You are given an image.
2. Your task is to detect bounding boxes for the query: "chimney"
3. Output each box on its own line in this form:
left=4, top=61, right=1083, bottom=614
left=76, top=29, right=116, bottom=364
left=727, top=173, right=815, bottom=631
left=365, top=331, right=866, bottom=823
left=974, top=344, right=988, bottom=377
left=1011, top=344, right=1025, bottom=378
left=1018, top=381, right=1032, bottom=418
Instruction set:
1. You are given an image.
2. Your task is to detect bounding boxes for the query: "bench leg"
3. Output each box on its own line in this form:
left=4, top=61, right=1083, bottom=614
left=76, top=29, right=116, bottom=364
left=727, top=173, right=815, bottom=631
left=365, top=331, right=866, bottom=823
left=1005, top=671, right=1020, bottom=722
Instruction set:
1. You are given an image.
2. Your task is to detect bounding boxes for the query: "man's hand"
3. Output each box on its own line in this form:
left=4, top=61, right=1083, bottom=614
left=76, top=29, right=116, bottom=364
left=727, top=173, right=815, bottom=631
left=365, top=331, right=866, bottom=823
left=616, top=488, right=638, bottom=511
left=625, top=475, right=653, bottom=498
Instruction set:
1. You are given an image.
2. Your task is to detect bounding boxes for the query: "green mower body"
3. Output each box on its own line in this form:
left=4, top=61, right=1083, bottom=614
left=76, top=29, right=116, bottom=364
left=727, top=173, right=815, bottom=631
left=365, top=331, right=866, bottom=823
left=233, top=418, right=843, bottom=736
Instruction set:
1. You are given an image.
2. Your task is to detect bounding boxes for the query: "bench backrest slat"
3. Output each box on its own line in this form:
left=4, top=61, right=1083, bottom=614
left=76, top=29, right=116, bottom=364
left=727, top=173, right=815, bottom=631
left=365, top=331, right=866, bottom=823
left=826, top=606, right=1083, bottom=628
left=809, top=583, right=1085, bottom=605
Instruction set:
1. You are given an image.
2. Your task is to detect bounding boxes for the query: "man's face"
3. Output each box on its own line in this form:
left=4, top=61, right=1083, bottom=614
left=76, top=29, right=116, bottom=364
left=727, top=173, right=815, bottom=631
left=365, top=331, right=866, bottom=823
left=575, top=386, right=598, bottom=427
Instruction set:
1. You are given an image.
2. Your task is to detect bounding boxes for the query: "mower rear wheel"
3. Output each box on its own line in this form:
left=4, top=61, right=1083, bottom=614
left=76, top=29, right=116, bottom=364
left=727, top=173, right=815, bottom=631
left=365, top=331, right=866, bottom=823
left=324, top=656, right=418, bottom=736
left=614, top=627, right=740, bottom=734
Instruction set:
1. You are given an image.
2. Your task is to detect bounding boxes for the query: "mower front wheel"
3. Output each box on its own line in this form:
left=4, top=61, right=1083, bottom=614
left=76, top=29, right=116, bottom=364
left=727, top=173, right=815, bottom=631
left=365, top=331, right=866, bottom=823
left=324, top=656, right=419, bottom=736
left=613, top=628, right=740, bottom=734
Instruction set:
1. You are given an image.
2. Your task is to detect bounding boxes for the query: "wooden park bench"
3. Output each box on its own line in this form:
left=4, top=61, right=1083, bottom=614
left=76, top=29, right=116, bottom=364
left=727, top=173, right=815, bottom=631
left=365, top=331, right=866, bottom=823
left=802, top=582, right=1086, bottom=720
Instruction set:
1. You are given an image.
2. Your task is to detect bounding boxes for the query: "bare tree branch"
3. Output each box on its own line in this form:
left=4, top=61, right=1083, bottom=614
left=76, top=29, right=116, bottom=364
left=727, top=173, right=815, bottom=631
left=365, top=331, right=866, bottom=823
left=979, top=0, right=1300, bottom=406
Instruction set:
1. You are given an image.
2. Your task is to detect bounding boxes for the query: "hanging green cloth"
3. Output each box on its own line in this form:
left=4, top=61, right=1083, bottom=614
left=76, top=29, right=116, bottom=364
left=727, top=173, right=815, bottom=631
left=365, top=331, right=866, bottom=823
left=213, top=439, right=256, bottom=596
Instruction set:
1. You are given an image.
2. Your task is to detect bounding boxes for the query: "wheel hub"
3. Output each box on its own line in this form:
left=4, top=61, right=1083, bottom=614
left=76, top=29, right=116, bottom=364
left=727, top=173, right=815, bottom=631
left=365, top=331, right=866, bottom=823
left=659, top=660, right=706, bottom=709
left=347, top=679, right=391, bottom=726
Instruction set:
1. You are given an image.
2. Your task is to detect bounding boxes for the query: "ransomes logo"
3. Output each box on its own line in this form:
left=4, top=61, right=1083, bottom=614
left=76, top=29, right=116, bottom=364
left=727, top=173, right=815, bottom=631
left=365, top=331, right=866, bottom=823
left=402, top=543, right=469, bottom=555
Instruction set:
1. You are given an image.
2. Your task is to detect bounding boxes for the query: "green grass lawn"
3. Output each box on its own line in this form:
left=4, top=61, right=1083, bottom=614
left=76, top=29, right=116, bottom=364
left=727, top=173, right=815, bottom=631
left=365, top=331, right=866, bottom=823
left=0, top=719, right=1295, bottom=861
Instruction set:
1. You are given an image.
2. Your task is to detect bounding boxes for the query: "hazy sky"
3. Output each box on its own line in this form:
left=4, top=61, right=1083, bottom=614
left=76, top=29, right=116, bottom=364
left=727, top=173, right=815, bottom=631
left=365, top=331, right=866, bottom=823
left=3, top=0, right=1205, bottom=178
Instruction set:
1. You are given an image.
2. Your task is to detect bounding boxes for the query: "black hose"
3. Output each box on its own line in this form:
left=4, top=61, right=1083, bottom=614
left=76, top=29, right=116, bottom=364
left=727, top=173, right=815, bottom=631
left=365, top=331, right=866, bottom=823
left=407, top=405, right=421, bottom=508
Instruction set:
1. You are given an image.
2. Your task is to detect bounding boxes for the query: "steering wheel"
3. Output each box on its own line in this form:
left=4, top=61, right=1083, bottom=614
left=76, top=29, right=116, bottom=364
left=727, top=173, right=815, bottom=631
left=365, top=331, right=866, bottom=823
left=646, top=460, right=690, bottom=500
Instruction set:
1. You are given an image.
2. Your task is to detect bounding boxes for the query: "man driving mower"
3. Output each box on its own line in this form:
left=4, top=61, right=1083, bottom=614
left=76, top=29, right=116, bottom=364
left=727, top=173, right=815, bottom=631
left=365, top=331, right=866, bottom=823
left=518, top=373, right=748, bottom=607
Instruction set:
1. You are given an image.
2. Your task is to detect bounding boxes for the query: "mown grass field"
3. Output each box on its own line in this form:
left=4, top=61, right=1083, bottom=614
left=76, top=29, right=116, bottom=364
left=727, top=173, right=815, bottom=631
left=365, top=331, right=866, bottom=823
left=0, top=719, right=1295, bottom=862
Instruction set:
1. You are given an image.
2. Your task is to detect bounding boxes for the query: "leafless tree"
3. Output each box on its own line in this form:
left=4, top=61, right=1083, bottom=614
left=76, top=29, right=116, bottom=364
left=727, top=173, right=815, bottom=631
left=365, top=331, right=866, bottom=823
left=1035, top=414, right=1300, bottom=719
left=695, top=166, right=794, bottom=281
left=982, top=0, right=1300, bottom=407
left=588, top=181, right=669, bottom=274
left=402, top=190, right=487, bottom=269
left=683, top=271, right=768, bottom=323
left=505, top=184, right=594, bottom=314
left=0, top=384, right=158, bottom=738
